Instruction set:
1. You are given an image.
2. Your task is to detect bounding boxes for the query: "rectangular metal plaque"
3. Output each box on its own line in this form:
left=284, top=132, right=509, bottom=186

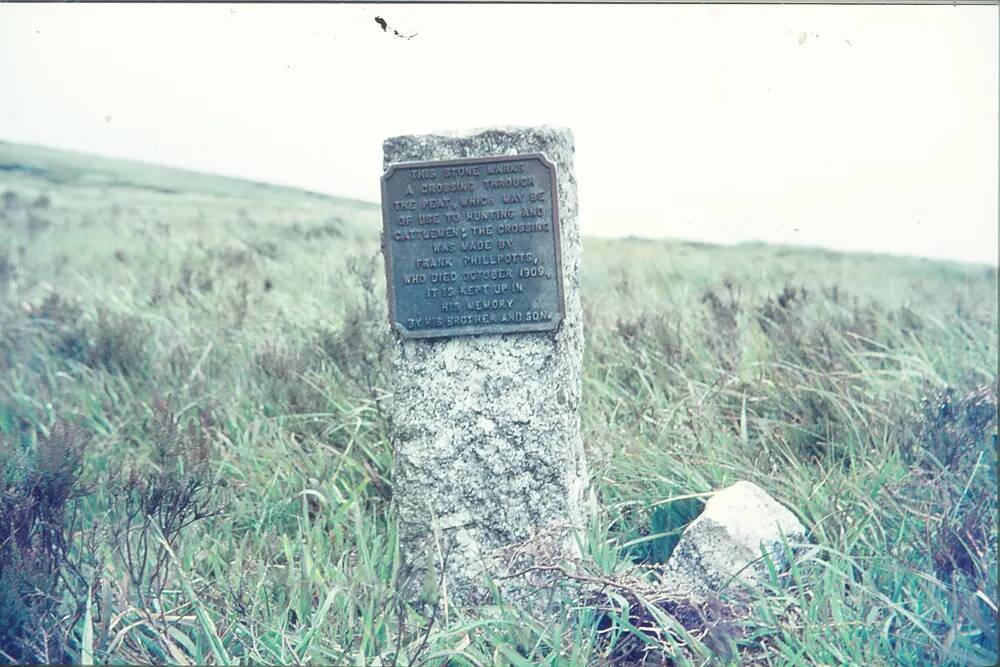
left=381, top=153, right=565, bottom=339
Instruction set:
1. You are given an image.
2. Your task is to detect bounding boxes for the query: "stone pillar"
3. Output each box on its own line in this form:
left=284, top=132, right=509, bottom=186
left=382, top=126, right=590, bottom=606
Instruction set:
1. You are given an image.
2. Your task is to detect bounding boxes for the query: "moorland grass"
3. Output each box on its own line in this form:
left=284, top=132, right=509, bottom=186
left=0, top=141, right=996, bottom=665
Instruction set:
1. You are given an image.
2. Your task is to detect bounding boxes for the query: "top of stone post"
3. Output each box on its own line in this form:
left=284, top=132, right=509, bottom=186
left=382, top=126, right=575, bottom=169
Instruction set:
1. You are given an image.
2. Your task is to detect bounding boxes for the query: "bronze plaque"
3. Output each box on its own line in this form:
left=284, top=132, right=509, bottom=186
left=381, top=153, right=565, bottom=339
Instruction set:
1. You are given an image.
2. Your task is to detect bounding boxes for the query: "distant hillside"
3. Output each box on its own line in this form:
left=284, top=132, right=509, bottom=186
left=0, top=139, right=373, bottom=208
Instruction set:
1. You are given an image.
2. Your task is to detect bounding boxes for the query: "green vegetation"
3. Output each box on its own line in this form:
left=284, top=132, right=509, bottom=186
left=1, top=140, right=996, bottom=665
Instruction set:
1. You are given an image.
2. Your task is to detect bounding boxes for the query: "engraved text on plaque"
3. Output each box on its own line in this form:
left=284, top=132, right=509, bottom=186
left=381, top=154, right=565, bottom=339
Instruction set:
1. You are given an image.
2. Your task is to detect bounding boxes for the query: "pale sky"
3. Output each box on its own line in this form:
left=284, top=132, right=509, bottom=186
left=1, top=4, right=997, bottom=264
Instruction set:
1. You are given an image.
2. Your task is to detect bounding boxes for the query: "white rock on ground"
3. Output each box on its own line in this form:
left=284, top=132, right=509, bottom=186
left=660, top=480, right=807, bottom=599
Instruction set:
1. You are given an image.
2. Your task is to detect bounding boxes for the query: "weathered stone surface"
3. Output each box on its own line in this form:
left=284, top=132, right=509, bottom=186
left=382, top=126, right=591, bottom=606
left=660, top=481, right=807, bottom=599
